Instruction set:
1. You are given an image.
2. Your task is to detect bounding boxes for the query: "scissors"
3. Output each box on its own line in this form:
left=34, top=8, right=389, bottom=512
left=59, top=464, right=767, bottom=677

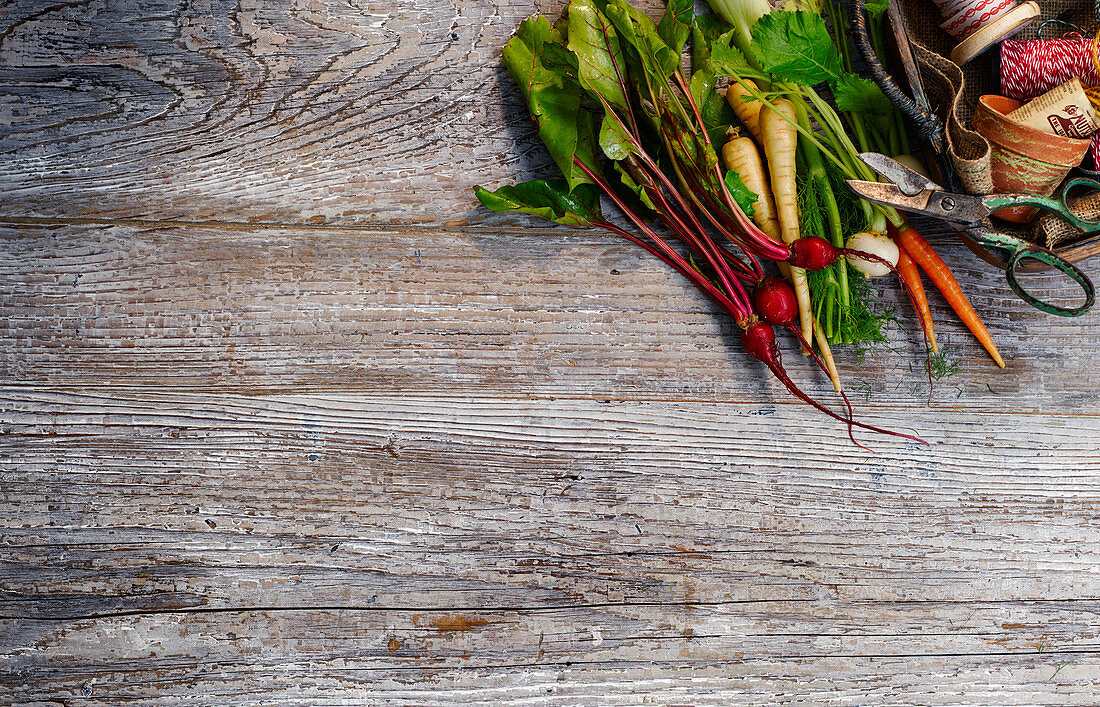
left=846, top=153, right=1097, bottom=317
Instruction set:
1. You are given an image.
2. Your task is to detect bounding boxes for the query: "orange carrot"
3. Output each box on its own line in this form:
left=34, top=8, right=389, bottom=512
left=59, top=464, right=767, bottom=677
left=894, top=245, right=938, bottom=354
left=892, top=221, right=1004, bottom=368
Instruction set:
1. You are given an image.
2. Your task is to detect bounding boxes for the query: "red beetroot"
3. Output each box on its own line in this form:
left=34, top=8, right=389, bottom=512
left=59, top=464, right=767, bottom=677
left=752, top=278, right=859, bottom=442
left=787, top=236, right=839, bottom=271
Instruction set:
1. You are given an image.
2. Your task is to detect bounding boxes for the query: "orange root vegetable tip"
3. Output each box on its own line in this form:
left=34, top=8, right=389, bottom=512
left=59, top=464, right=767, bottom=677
left=894, top=223, right=1005, bottom=368
left=895, top=246, right=939, bottom=354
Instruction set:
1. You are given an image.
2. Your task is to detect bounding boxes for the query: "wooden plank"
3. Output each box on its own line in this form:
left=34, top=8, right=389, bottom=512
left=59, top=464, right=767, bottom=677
left=4, top=390, right=1100, bottom=609
left=3, top=390, right=1100, bottom=702
left=3, top=609, right=1100, bottom=703
left=3, top=222, right=1099, bottom=410
left=0, top=0, right=655, bottom=227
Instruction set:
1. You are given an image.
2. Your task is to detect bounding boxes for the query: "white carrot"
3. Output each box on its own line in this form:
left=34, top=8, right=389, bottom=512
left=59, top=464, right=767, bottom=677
left=758, top=98, right=813, bottom=350
left=724, top=79, right=764, bottom=145
left=721, top=124, right=841, bottom=391
left=720, top=127, right=781, bottom=243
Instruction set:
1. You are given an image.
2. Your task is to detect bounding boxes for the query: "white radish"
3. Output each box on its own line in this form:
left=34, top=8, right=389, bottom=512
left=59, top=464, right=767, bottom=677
left=845, top=231, right=899, bottom=277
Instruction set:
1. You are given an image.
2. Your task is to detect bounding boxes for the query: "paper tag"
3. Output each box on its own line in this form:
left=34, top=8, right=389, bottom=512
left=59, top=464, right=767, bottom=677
left=1008, top=77, right=1100, bottom=138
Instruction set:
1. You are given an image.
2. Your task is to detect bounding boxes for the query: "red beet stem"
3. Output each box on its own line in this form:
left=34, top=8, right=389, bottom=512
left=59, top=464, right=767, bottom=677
left=743, top=322, right=927, bottom=446
left=784, top=324, right=865, bottom=451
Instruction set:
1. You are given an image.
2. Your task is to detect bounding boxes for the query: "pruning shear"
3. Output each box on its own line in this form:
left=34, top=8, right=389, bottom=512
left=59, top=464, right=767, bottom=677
left=847, top=153, right=1097, bottom=317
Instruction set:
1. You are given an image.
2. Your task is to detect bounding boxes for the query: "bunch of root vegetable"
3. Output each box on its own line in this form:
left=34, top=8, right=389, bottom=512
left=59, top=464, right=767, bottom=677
left=476, top=0, right=932, bottom=446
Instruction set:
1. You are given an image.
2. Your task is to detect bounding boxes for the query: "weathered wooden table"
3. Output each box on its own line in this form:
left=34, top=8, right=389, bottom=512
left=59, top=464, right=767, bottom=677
left=4, top=0, right=1100, bottom=703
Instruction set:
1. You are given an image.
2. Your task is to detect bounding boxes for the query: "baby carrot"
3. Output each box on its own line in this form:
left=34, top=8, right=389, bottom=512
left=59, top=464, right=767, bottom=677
left=894, top=245, right=938, bottom=354
left=892, top=221, right=1004, bottom=368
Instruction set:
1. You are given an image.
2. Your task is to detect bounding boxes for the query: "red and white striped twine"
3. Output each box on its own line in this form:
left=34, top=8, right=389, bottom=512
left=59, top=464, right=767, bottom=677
left=999, top=35, right=1100, bottom=169
left=1000, top=36, right=1100, bottom=99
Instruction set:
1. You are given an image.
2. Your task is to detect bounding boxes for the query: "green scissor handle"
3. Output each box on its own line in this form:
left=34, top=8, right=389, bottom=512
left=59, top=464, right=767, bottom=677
left=982, top=177, right=1100, bottom=234
left=970, top=228, right=1095, bottom=316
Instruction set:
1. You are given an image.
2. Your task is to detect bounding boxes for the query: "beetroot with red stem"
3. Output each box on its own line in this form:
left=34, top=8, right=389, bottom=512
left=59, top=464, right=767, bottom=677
left=748, top=279, right=865, bottom=447
left=740, top=319, right=927, bottom=447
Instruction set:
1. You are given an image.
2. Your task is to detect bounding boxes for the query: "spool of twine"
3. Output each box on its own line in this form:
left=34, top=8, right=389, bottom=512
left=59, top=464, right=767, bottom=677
left=1000, top=35, right=1100, bottom=99
left=937, top=0, right=1040, bottom=64
left=935, top=0, right=1020, bottom=40
left=1000, top=31, right=1100, bottom=169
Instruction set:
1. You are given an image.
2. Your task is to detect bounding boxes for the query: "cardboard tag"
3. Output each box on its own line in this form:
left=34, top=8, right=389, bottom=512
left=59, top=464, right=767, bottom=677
left=1008, top=77, right=1100, bottom=138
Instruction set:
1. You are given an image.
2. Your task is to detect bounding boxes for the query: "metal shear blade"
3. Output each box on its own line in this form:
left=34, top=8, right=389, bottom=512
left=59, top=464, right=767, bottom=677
left=857, top=152, right=939, bottom=196
left=845, top=179, right=989, bottom=225
left=849, top=153, right=992, bottom=225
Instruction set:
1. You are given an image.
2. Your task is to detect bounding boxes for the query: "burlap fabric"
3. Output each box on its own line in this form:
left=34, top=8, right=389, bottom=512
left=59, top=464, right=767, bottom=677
left=897, top=0, right=1098, bottom=245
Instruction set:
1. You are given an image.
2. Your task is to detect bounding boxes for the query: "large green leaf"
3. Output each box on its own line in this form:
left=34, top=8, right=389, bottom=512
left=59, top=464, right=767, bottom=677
left=657, top=0, right=694, bottom=56
left=503, top=15, right=597, bottom=189
left=749, top=11, right=842, bottom=86
left=603, top=0, right=680, bottom=81
left=700, top=81, right=738, bottom=148
left=474, top=181, right=603, bottom=226
left=567, top=0, right=631, bottom=115
left=689, top=62, right=716, bottom=116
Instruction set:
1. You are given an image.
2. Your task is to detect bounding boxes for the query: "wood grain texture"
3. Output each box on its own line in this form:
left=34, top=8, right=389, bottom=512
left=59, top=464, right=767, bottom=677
left=3, top=388, right=1100, bottom=702
left=5, top=0, right=1100, bottom=701
left=0, top=0, right=626, bottom=227
left=3, top=222, right=1099, bottom=411
left=5, top=228, right=1100, bottom=704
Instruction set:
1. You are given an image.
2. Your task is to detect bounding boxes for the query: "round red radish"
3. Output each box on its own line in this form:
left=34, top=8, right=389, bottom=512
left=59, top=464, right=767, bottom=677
left=787, top=236, right=840, bottom=271
left=753, top=276, right=799, bottom=327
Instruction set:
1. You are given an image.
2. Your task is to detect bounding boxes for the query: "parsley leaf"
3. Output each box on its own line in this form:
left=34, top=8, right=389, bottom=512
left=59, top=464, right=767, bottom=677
left=832, top=73, right=893, bottom=116
left=832, top=72, right=895, bottom=136
left=709, top=28, right=755, bottom=78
